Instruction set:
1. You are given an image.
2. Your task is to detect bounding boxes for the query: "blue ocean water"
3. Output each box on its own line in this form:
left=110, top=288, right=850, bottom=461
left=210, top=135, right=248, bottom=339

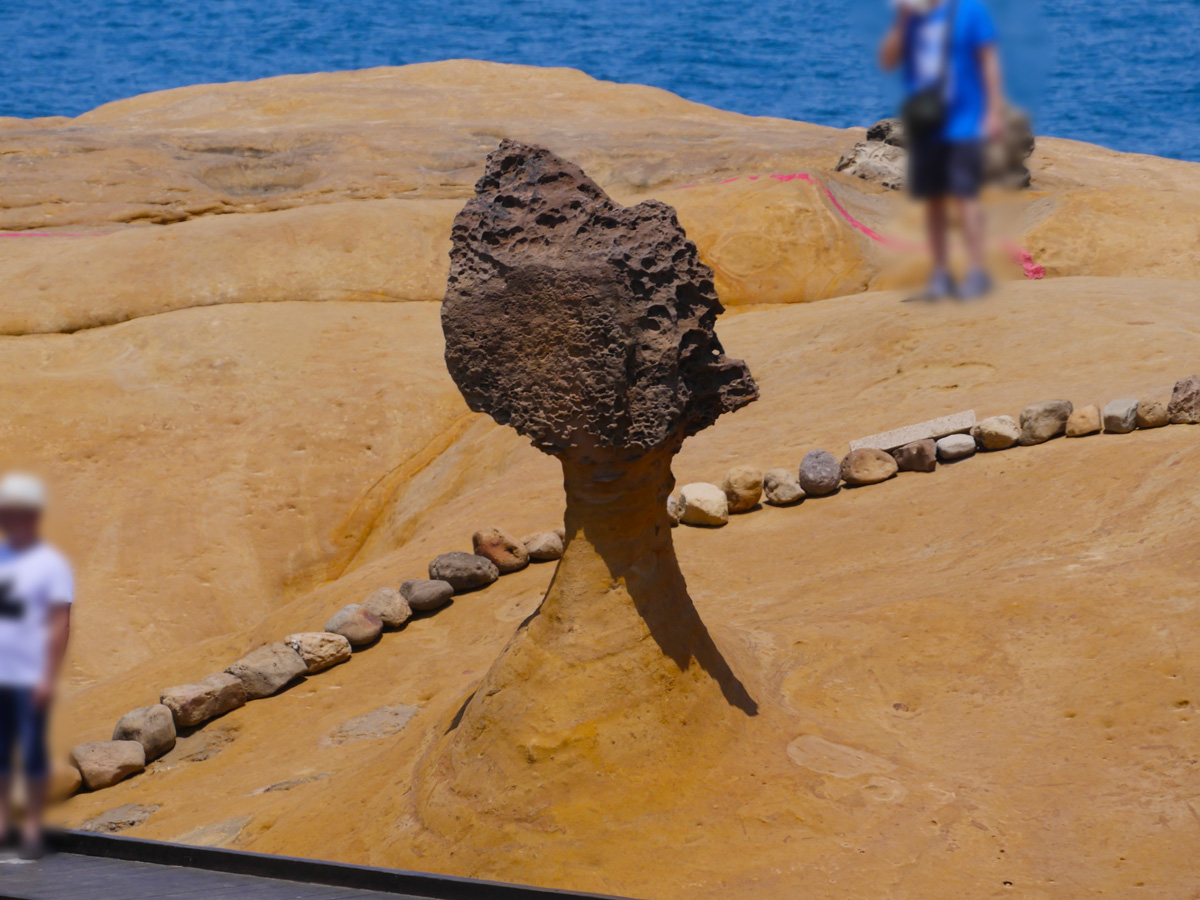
left=0, top=0, right=1196, bottom=161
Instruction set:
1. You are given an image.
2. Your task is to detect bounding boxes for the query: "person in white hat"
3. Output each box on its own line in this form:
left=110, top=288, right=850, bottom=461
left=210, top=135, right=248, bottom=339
left=0, top=473, right=73, bottom=861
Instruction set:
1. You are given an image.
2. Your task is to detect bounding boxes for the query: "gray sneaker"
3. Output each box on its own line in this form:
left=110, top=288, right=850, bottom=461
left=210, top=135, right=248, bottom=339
left=959, top=268, right=994, bottom=301
left=903, top=268, right=957, bottom=303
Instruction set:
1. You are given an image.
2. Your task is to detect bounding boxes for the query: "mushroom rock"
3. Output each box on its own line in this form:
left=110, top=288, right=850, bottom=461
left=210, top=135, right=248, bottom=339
left=419, top=140, right=759, bottom=842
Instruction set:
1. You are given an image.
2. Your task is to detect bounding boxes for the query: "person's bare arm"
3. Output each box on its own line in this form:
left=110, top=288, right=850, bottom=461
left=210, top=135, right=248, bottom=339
left=979, top=42, right=1005, bottom=138
left=880, top=10, right=910, bottom=70
left=35, top=605, right=70, bottom=709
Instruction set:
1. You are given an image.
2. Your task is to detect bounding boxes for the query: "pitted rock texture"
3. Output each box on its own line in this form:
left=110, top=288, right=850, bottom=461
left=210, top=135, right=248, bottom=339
left=442, top=141, right=757, bottom=457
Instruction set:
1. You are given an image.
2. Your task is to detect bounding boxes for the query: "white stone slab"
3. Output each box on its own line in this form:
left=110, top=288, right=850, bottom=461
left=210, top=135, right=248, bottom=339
left=849, top=410, right=976, bottom=452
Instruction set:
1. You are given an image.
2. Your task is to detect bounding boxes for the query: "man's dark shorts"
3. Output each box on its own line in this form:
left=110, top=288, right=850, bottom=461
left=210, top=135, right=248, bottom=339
left=908, top=137, right=984, bottom=199
left=0, top=687, right=48, bottom=781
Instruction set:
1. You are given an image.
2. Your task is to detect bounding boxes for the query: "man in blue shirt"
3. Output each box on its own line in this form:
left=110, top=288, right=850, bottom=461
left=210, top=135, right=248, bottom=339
left=880, top=0, right=1006, bottom=299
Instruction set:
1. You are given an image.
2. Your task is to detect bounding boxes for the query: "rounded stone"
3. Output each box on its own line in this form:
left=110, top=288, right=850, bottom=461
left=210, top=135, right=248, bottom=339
left=160, top=672, right=246, bottom=729
left=762, top=469, right=804, bottom=505
left=400, top=579, right=455, bottom=612
left=1168, top=375, right=1200, bottom=424
left=1102, top=398, right=1139, bottom=434
left=677, top=483, right=729, bottom=527
left=891, top=439, right=937, bottom=473
left=936, top=434, right=977, bottom=461
left=798, top=450, right=841, bottom=496
left=112, top=704, right=177, bottom=763
left=521, top=531, right=565, bottom=561
left=324, top=604, right=384, bottom=648
left=428, top=552, right=500, bottom=592
left=472, top=527, right=529, bottom=574
left=971, top=415, right=1020, bottom=451
left=226, top=642, right=308, bottom=700
left=1136, top=398, right=1169, bottom=429
left=69, top=740, right=146, bottom=791
left=1019, top=400, right=1074, bottom=445
left=840, top=448, right=899, bottom=485
left=721, top=465, right=763, bottom=513
left=362, top=586, right=413, bottom=628
left=284, top=632, right=353, bottom=674
left=1065, top=404, right=1102, bottom=437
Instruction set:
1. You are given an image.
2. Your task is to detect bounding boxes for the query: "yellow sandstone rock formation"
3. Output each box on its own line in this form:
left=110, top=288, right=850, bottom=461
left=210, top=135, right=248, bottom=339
left=0, top=61, right=1194, bottom=900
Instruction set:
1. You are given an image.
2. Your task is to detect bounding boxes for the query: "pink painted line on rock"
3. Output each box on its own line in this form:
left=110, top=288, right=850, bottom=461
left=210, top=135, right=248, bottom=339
left=1001, top=239, right=1046, bottom=280
left=678, top=172, right=1044, bottom=279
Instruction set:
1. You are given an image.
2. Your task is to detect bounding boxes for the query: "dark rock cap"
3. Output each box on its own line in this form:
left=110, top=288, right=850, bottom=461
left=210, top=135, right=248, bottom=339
left=441, top=140, right=757, bottom=457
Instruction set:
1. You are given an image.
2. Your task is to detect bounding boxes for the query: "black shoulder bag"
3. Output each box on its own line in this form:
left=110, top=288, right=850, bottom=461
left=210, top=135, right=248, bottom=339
left=901, top=0, right=959, bottom=139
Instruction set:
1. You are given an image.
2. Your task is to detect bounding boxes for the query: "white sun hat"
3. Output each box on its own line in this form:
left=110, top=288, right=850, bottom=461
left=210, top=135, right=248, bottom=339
left=0, top=472, right=48, bottom=511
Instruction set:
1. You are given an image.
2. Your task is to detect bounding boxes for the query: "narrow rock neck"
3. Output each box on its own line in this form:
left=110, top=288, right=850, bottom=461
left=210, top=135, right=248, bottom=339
left=558, top=442, right=678, bottom=569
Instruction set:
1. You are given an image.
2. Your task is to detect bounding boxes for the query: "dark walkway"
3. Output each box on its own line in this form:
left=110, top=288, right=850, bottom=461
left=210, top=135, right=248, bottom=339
left=0, top=852, right=414, bottom=899
left=0, top=831, right=630, bottom=900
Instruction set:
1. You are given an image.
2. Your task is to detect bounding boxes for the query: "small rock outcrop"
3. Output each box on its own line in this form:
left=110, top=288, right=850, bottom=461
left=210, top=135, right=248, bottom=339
left=428, top=552, right=500, bottom=592
left=472, top=527, right=530, bottom=574
left=1066, top=404, right=1101, bottom=437
left=284, top=632, right=352, bottom=673
left=325, top=604, right=384, bottom=647
left=841, top=112, right=1034, bottom=190
left=401, top=578, right=455, bottom=611
left=1102, top=398, right=1139, bottom=434
left=867, top=118, right=906, bottom=147
left=521, top=531, right=565, bottom=561
left=834, top=140, right=907, bottom=191
left=70, top=741, right=146, bottom=791
left=799, top=450, right=841, bottom=496
left=160, top=673, right=246, bottom=729
left=1020, top=400, right=1074, bottom=445
left=972, top=415, right=1020, bottom=451
left=362, top=587, right=413, bottom=628
left=226, top=643, right=308, bottom=700
left=762, top=468, right=804, bottom=505
left=936, top=434, right=977, bottom=461
left=892, top=439, right=937, bottom=473
left=112, top=704, right=176, bottom=762
left=1168, top=375, right=1200, bottom=424
left=721, top=465, right=763, bottom=513
left=678, top=482, right=730, bottom=526
left=81, top=803, right=160, bottom=834
left=840, top=448, right=898, bottom=485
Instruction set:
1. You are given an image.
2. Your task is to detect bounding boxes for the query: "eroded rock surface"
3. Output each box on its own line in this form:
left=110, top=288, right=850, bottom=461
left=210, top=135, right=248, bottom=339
left=442, top=140, right=757, bottom=457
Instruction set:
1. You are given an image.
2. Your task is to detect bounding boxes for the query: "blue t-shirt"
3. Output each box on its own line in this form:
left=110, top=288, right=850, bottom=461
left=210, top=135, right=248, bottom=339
left=903, top=0, right=997, bottom=142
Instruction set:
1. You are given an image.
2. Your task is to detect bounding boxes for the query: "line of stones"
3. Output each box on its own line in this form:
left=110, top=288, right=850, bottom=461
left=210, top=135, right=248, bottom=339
left=50, top=375, right=1200, bottom=805
left=52, top=528, right=567, bottom=804
left=672, top=375, right=1200, bottom=526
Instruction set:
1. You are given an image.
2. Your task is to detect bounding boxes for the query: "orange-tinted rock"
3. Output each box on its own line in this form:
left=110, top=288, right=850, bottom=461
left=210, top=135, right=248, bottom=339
left=472, top=527, right=529, bottom=574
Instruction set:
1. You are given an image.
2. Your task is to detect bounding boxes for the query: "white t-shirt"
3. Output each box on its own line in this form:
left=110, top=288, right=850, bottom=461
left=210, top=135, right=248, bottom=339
left=0, top=543, right=74, bottom=687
